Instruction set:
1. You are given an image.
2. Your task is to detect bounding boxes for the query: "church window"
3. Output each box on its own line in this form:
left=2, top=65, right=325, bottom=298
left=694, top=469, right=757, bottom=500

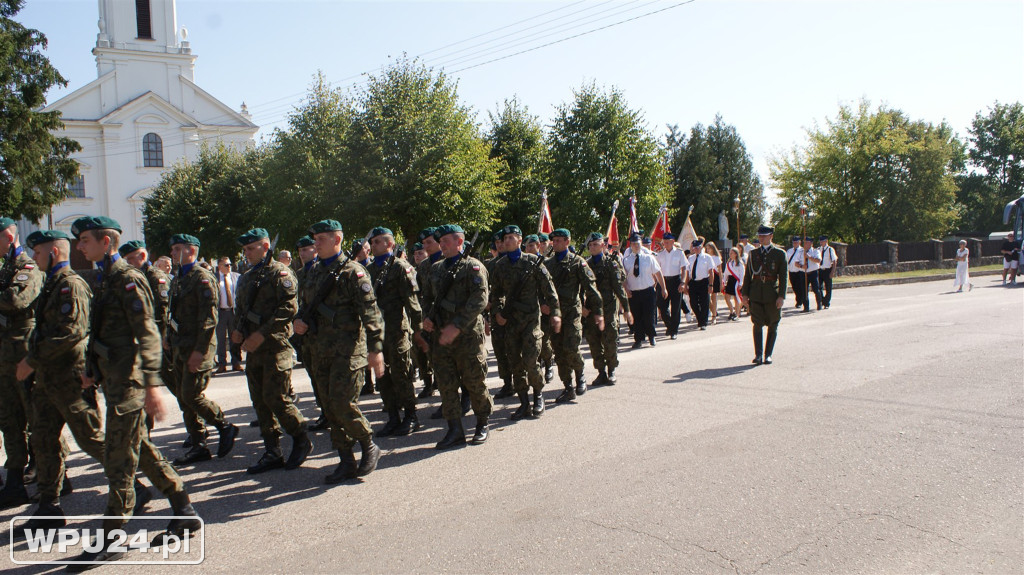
left=68, top=175, right=86, bottom=198
left=136, top=0, right=153, bottom=39
left=143, top=133, right=163, bottom=167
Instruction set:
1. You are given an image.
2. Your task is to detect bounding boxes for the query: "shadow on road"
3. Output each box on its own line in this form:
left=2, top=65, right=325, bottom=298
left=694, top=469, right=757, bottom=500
left=664, top=364, right=758, bottom=383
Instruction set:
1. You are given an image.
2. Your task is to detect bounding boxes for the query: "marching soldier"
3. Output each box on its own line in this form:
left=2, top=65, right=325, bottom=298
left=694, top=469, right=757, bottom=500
left=486, top=230, right=514, bottom=399
left=488, top=225, right=560, bottom=420
left=70, top=216, right=200, bottom=567
left=420, top=225, right=493, bottom=448
left=742, top=225, right=788, bottom=365
left=294, top=235, right=329, bottom=431
left=584, top=233, right=632, bottom=386
left=414, top=227, right=442, bottom=398
left=367, top=226, right=423, bottom=437
left=293, top=220, right=384, bottom=483
left=166, top=234, right=238, bottom=465
left=544, top=228, right=603, bottom=402
left=535, top=233, right=555, bottom=383
left=0, top=217, right=45, bottom=508
left=233, top=228, right=312, bottom=474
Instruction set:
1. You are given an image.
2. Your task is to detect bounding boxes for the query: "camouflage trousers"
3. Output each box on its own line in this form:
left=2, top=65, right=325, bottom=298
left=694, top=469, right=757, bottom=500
left=551, top=308, right=585, bottom=382
left=172, top=348, right=226, bottom=444
left=504, top=315, right=544, bottom=394
left=490, top=321, right=511, bottom=382
left=379, top=326, right=416, bottom=412
left=30, top=370, right=103, bottom=501
left=299, top=340, right=324, bottom=414
left=414, top=344, right=432, bottom=381
left=431, top=327, right=493, bottom=421
left=539, top=314, right=553, bottom=366
left=246, top=344, right=305, bottom=443
left=0, top=339, right=30, bottom=470
left=584, top=309, right=620, bottom=371
left=310, top=354, right=371, bottom=451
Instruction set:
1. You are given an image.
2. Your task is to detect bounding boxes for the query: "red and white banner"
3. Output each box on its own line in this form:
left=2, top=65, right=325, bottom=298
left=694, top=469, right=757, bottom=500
left=606, top=214, right=619, bottom=245
left=650, top=205, right=671, bottom=242
left=628, top=196, right=640, bottom=235
left=539, top=192, right=554, bottom=234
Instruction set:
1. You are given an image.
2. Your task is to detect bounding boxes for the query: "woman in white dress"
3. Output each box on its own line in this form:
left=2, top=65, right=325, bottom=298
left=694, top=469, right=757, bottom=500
left=954, top=239, right=972, bottom=292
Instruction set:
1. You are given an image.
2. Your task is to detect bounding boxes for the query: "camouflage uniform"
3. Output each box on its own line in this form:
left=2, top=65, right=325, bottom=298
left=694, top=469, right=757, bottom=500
left=296, top=259, right=325, bottom=418
left=484, top=252, right=511, bottom=391
left=144, top=262, right=175, bottom=403
left=585, top=252, right=630, bottom=380
left=544, top=250, right=602, bottom=397
left=742, top=241, right=789, bottom=363
left=489, top=251, right=560, bottom=418
left=414, top=252, right=443, bottom=396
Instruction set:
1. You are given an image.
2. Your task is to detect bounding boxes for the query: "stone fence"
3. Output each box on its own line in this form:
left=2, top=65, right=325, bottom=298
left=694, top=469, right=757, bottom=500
left=832, top=238, right=1005, bottom=277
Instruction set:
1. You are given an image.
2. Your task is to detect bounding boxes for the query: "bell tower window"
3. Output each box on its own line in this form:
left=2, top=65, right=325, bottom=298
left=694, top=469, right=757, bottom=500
left=136, top=0, right=153, bottom=39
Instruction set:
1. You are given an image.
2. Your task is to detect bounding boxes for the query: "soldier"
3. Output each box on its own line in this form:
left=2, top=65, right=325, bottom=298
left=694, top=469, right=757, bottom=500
left=584, top=233, right=633, bottom=386
left=0, top=217, right=45, bottom=508
left=544, top=228, right=603, bottom=402
left=166, top=234, right=238, bottom=465
left=232, top=228, right=312, bottom=474
left=421, top=225, right=493, bottom=448
left=294, top=235, right=328, bottom=431
left=367, top=226, right=424, bottom=437
left=742, top=225, right=788, bottom=365
left=489, top=225, right=560, bottom=420
left=486, top=230, right=514, bottom=399
left=119, top=241, right=175, bottom=406
left=293, top=220, right=384, bottom=483
left=70, top=216, right=200, bottom=566
left=414, top=227, right=442, bottom=398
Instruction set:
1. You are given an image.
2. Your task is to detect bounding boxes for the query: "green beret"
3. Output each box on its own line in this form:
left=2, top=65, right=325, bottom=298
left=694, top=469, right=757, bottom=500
left=524, top=234, right=539, bottom=244
left=118, top=240, right=146, bottom=256
left=368, top=227, right=393, bottom=240
left=70, top=216, right=121, bottom=238
left=413, top=242, right=423, bottom=251
left=295, top=235, right=314, bottom=248
left=351, top=238, right=367, bottom=253
left=418, top=227, right=437, bottom=242
left=236, top=228, right=270, bottom=246
left=169, top=234, right=200, bottom=247
left=501, top=224, right=522, bottom=238
left=308, top=220, right=343, bottom=235
left=26, top=230, right=72, bottom=249
left=0, top=217, right=16, bottom=229
left=549, top=228, right=571, bottom=239
left=434, top=224, right=465, bottom=240
left=586, top=232, right=604, bottom=244
left=491, top=230, right=503, bottom=242
left=537, top=233, right=549, bottom=242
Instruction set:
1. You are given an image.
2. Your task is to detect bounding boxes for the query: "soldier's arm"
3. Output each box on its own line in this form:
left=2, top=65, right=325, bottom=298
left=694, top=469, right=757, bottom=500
left=399, top=264, right=423, bottom=332
left=419, top=264, right=435, bottom=320
left=741, top=257, right=753, bottom=298
left=194, top=274, right=219, bottom=354
left=451, top=262, right=488, bottom=332
left=580, top=261, right=603, bottom=316
left=149, top=273, right=169, bottom=333
left=613, top=263, right=630, bottom=313
left=121, top=274, right=164, bottom=387
left=354, top=272, right=384, bottom=353
left=536, top=264, right=561, bottom=318
left=258, top=269, right=298, bottom=338
left=27, top=279, right=91, bottom=369
left=233, top=274, right=248, bottom=332
left=0, top=266, right=43, bottom=312
left=775, top=251, right=788, bottom=295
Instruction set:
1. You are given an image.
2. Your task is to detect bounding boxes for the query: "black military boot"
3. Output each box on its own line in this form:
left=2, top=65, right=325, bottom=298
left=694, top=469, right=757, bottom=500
left=530, top=389, right=545, bottom=418
left=430, top=405, right=444, bottom=419
left=182, top=432, right=193, bottom=449
left=173, top=443, right=212, bottom=466
left=285, top=431, right=313, bottom=470
left=752, top=327, right=764, bottom=365
left=246, top=440, right=285, bottom=474
left=325, top=449, right=358, bottom=484
left=361, top=371, right=375, bottom=395
left=66, top=518, right=127, bottom=572
left=163, top=490, right=202, bottom=539
left=555, top=381, right=576, bottom=404
left=0, top=468, right=30, bottom=510
left=395, top=405, right=420, bottom=436
left=134, top=480, right=153, bottom=515
left=417, top=374, right=435, bottom=398
left=308, top=414, right=329, bottom=432
left=510, top=391, right=531, bottom=420
left=591, top=369, right=608, bottom=387
left=575, top=370, right=587, bottom=396
left=17, top=496, right=65, bottom=539
left=607, top=367, right=617, bottom=385
left=357, top=437, right=381, bottom=477
left=460, top=389, right=472, bottom=415
left=435, top=418, right=466, bottom=450
left=23, top=453, right=37, bottom=484
left=494, top=377, right=515, bottom=399
left=377, top=407, right=402, bottom=437
left=544, top=361, right=554, bottom=383
left=764, top=327, right=778, bottom=365
left=216, top=422, right=239, bottom=458
left=471, top=416, right=489, bottom=445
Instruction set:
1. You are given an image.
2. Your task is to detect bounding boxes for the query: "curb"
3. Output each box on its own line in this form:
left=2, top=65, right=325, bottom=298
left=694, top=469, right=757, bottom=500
left=833, top=269, right=1005, bottom=289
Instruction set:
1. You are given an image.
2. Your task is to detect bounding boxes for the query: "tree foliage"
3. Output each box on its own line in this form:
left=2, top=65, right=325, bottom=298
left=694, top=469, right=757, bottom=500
left=544, top=83, right=671, bottom=239
left=664, top=115, right=767, bottom=240
left=770, top=100, right=963, bottom=242
left=0, top=0, right=80, bottom=222
left=959, top=101, right=1024, bottom=232
left=487, top=97, right=546, bottom=232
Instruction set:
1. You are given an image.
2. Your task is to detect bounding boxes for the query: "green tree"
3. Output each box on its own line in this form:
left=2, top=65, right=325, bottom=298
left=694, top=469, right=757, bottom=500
left=770, top=100, right=963, bottom=242
left=664, top=115, right=768, bottom=240
left=345, top=57, right=504, bottom=242
left=487, top=97, right=546, bottom=231
left=0, top=0, right=80, bottom=222
left=960, top=101, right=1024, bottom=232
left=143, top=143, right=269, bottom=259
left=544, top=83, right=671, bottom=240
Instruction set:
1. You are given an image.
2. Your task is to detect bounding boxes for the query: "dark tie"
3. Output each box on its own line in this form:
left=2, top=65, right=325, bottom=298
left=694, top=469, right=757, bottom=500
left=633, top=255, right=640, bottom=277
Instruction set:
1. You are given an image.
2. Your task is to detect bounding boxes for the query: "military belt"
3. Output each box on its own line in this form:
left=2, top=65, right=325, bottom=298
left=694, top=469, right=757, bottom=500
left=754, top=274, right=778, bottom=282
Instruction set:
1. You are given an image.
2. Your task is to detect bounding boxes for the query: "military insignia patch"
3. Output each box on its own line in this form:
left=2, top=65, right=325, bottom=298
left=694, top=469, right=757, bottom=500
left=15, top=274, right=28, bottom=281
left=60, top=287, right=71, bottom=294
left=279, top=271, right=289, bottom=276
left=60, top=303, right=72, bottom=314
left=158, top=278, right=166, bottom=284
left=472, top=265, right=480, bottom=271
left=125, top=282, right=137, bottom=291
left=160, top=290, right=169, bottom=298
left=132, top=299, right=144, bottom=312
left=24, top=264, right=35, bottom=270
left=283, top=280, right=293, bottom=288
left=356, top=271, right=365, bottom=278
left=361, top=283, right=372, bottom=292
left=203, top=289, right=213, bottom=298
left=405, top=267, right=413, bottom=274
left=201, top=279, right=210, bottom=285
left=473, top=276, right=482, bottom=284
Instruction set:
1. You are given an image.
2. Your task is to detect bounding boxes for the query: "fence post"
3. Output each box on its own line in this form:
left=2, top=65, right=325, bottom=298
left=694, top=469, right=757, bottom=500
left=930, top=239, right=943, bottom=262
left=833, top=241, right=848, bottom=267
left=884, top=240, right=899, bottom=265
left=968, top=238, right=982, bottom=259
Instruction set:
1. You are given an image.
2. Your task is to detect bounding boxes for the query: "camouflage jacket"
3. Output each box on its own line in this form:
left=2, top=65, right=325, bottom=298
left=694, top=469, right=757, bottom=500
left=168, top=263, right=218, bottom=366
left=489, top=252, right=559, bottom=323
left=0, top=248, right=44, bottom=351
left=543, top=251, right=602, bottom=316
left=422, top=254, right=488, bottom=335
left=586, top=253, right=630, bottom=316
left=143, top=262, right=171, bottom=335
left=301, top=255, right=384, bottom=371
left=234, top=258, right=298, bottom=350
left=27, top=264, right=91, bottom=375
left=368, top=255, right=422, bottom=338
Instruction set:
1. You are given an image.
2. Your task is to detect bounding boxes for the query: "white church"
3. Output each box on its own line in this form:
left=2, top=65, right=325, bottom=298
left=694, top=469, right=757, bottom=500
left=32, top=0, right=257, bottom=242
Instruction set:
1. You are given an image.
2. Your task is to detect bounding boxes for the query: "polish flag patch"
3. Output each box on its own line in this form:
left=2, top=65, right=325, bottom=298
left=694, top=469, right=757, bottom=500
left=279, top=271, right=289, bottom=276
left=60, top=287, right=71, bottom=294
left=356, top=271, right=365, bottom=278
left=472, top=265, right=480, bottom=271
left=158, top=278, right=166, bottom=284
left=200, top=279, right=210, bottom=285
left=24, top=264, right=35, bottom=270
left=125, top=282, right=137, bottom=291
left=405, top=267, right=413, bottom=274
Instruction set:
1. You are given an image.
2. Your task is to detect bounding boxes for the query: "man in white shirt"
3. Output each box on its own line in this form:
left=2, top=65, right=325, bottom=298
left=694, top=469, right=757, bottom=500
left=818, top=235, right=836, bottom=309
left=655, top=233, right=688, bottom=339
left=622, top=233, right=667, bottom=348
left=683, top=238, right=715, bottom=330
left=802, top=237, right=823, bottom=311
left=785, top=236, right=805, bottom=309
left=738, top=234, right=755, bottom=263
left=215, top=257, right=242, bottom=372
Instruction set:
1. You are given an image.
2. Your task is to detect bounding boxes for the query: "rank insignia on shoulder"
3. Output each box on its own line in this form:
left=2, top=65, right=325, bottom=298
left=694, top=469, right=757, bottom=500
left=15, top=274, right=28, bottom=281
left=60, top=287, right=71, bottom=294
left=125, top=282, right=137, bottom=291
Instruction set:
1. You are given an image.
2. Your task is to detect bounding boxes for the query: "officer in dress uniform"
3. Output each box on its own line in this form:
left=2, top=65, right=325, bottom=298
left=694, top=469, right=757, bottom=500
left=742, top=225, right=788, bottom=365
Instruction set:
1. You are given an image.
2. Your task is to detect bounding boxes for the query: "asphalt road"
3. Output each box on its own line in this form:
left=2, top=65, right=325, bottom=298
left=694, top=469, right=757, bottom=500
left=4, top=277, right=1022, bottom=574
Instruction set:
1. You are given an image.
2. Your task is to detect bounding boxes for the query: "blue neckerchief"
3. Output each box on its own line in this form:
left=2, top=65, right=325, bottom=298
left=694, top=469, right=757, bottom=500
left=359, top=258, right=370, bottom=267
left=304, top=260, right=315, bottom=272
left=507, top=249, right=522, bottom=264
left=592, top=253, right=603, bottom=264
left=555, top=249, right=569, bottom=262
left=95, top=252, right=120, bottom=282
left=429, top=251, right=443, bottom=263
left=250, top=260, right=265, bottom=271
left=179, top=261, right=195, bottom=276
left=319, top=252, right=341, bottom=267
left=48, top=261, right=70, bottom=278
left=13, top=246, right=24, bottom=258
left=444, top=253, right=462, bottom=269
left=374, top=253, right=392, bottom=267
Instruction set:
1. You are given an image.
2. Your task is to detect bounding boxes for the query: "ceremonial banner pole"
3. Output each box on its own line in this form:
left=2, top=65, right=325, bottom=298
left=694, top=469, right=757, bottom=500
left=606, top=199, right=619, bottom=239
left=538, top=190, right=547, bottom=234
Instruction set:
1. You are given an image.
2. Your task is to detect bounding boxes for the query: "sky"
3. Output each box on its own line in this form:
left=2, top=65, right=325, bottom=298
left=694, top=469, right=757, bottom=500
left=17, top=0, right=1024, bottom=205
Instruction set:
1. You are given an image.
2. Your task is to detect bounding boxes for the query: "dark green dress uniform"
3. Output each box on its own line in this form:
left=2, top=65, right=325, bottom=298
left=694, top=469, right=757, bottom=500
left=233, top=229, right=311, bottom=474
left=741, top=228, right=789, bottom=364
left=488, top=246, right=560, bottom=420
left=421, top=225, right=493, bottom=449
left=0, top=237, right=44, bottom=507
left=167, top=236, right=235, bottom=464
left=367, top=230, right=424, bottom=437
left=585, top=239, right=630, bottom=384
left=543, top=231, right=602, bottom=401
